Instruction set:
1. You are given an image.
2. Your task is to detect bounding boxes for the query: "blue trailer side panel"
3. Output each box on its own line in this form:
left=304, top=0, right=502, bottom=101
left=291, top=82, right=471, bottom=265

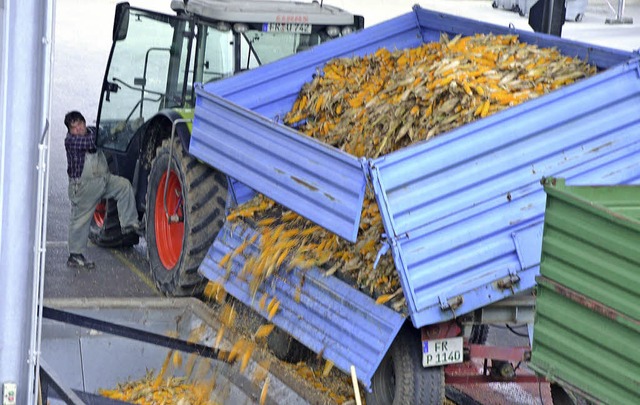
left=191, top=91, right=366, bottom=241
left=199, top=223, right=405, bottom=389
left=370, top=60, right=640, bottom=327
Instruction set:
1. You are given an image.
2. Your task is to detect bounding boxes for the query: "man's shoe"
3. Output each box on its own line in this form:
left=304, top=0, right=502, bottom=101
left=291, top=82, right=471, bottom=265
left=67, top=254, right=95, bottom=270
left=122, top=222, right=143, bottom=236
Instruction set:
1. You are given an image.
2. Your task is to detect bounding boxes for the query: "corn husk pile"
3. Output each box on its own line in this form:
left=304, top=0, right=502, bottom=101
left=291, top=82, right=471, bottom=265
left=99, top=308, right=274, bottom=405
left=98, top=371, right=218, bottom=405
left=220, top=34, right=597, bottom=312
left=98, top=352, right=220, bottom=405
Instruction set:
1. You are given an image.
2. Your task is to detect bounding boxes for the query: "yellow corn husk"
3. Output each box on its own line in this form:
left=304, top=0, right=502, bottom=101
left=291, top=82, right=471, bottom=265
left=322, top=360, right=334, bottom=377
left=267, top=300, right=280, bottom=321
left=259, top=377, right=270, bottom=405
left=258, top=293, right=268, bottom=310
left=242, top=342, right=256, bottom=372
left=172, top=351, right=183, bottom=369
left=228, top=339, right=245, bottom=363
left=254, top=324, right=275, bottom=340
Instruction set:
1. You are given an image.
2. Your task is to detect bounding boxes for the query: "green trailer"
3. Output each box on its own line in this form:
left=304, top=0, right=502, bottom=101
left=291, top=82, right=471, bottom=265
left=531, top=177, right=640, bottom=404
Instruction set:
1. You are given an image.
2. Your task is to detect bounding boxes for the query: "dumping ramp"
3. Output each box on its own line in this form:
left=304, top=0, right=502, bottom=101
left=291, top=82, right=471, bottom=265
left=40, top=298, right=329, bottom=404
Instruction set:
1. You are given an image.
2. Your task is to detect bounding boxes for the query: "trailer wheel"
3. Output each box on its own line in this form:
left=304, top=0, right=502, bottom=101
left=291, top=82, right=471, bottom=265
left=146, top=138, right=227, bottom=296
left=89, top=199, right=139, bottom=247
left=551, top=383, right=577, bottom=405
left=470, top=324, right=490, bottom=344
left=366, top=327, right=444, bottom=405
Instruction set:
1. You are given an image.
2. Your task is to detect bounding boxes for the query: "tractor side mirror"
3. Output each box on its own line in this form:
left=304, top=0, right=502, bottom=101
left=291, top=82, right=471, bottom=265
left=113, top=2, right=130, bottom=41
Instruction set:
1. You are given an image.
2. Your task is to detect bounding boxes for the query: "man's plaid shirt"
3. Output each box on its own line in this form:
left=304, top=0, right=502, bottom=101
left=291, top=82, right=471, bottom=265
left=65, top=126, right=97, bottom=179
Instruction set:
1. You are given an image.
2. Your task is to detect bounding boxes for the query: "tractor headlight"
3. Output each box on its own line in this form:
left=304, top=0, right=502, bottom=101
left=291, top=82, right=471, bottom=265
left=214, top=22, right=231, bottom=32
left=326, top=26, right=340, bottom=37
left=233, top=23, right=248, bottom=33
left=341, top=26, right=354, bottom=36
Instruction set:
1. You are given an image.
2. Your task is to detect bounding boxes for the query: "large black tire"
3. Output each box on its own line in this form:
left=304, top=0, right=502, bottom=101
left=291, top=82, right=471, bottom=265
left=551, top=383, right=578, bottom=405
left=89, top=198, right=139, bottom=248
left=146, top=138, right=227, bottom=296
left=365, top=327, right=445, bottom=405
left=470, top=324, right=490, bottom=344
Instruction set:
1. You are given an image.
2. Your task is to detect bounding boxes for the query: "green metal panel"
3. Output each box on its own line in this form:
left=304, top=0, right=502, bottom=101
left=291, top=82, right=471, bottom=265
left=540, top=177, right=640, bottom=319
left=530, top=278, right=640, bottom=404
left=531, top=177, right=640, bottom=403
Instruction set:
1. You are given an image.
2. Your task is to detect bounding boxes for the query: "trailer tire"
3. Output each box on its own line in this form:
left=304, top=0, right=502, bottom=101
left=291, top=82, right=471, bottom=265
left=551, top=383, right=577, bottom=405
left=366, top=327, right=444, bottom=405
left=89, top=199, right=139, bottom=248
left=146, top=138, right=227, bottom=296
left=470, top=324, right=489, bottom=344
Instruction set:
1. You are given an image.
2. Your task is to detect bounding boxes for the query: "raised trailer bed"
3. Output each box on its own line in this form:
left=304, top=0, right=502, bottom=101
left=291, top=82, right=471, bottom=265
left=188, top=4, right=640, bottom=402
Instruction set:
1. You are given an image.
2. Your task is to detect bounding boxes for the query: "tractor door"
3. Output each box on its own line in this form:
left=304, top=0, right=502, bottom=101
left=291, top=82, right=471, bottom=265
left=96, top=5, right=192, bottom=165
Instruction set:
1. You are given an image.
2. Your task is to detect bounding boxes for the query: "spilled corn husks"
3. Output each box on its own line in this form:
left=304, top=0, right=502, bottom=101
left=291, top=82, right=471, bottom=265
left=218, top=33, right=597, bottom=312
left=98, top=352, right=221, bottom=405
left=99, top=372, right=218, bottom=405
left=100, top=314, right=278, bottom=404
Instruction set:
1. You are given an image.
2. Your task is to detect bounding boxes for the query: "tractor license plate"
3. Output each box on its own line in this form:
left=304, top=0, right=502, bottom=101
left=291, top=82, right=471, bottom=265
left=422, top=337, right=463, bottom=367
left=264, top=23, right=312, bottom=33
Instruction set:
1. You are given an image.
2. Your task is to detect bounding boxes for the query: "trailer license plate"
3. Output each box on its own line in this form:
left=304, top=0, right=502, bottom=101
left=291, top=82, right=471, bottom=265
left=422, top=337, right=463, bottom=367
left=264, top=23, right=312, bottom=34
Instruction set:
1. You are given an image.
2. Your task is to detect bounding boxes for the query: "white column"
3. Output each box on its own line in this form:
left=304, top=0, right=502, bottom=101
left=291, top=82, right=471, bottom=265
left=0, top=0, right=54, bottom=403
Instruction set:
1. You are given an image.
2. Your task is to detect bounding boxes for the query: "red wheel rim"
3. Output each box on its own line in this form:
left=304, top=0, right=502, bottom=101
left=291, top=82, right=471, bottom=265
left=155, top=170, right=184, bottom=269
left=93, top=200, right=106, bottom=228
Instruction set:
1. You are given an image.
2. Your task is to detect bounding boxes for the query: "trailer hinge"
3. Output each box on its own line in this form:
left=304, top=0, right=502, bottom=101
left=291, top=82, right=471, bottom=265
left=496, top=272, right=521, bottom=293
left=439, top=295, right=463, bottom=318
left=360, top=156, right=370, bottom=182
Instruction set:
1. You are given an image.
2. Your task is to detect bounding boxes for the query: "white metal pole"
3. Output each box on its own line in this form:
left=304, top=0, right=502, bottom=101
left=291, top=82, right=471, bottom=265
left=0, top=0, right=54, bottom=404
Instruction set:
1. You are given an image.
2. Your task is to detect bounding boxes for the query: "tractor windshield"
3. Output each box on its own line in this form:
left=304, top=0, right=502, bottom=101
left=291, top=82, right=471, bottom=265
left=196, top=26, right=336, bottom=83
left=239, top=30, right=325, bottom=69
left=96, top=5, right=358, bottom=154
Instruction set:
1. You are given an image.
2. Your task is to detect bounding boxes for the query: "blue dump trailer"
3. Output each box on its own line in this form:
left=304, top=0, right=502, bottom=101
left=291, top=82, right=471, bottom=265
left=189, top=5, right=640, bottom=403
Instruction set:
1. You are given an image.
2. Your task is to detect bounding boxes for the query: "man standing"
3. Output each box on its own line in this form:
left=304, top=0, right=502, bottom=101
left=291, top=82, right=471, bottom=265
left=64, top=111, right=139, bottom=269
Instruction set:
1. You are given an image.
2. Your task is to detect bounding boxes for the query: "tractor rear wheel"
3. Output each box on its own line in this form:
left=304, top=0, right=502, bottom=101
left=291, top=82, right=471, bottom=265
left=146, top=137, right=227, bottom=296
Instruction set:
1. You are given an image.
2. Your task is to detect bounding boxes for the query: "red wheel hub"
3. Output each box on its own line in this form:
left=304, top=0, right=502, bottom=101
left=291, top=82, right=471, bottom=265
left=93, top=200, right=106, bottom=228
left=155, top=170, right=184, bottom=269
